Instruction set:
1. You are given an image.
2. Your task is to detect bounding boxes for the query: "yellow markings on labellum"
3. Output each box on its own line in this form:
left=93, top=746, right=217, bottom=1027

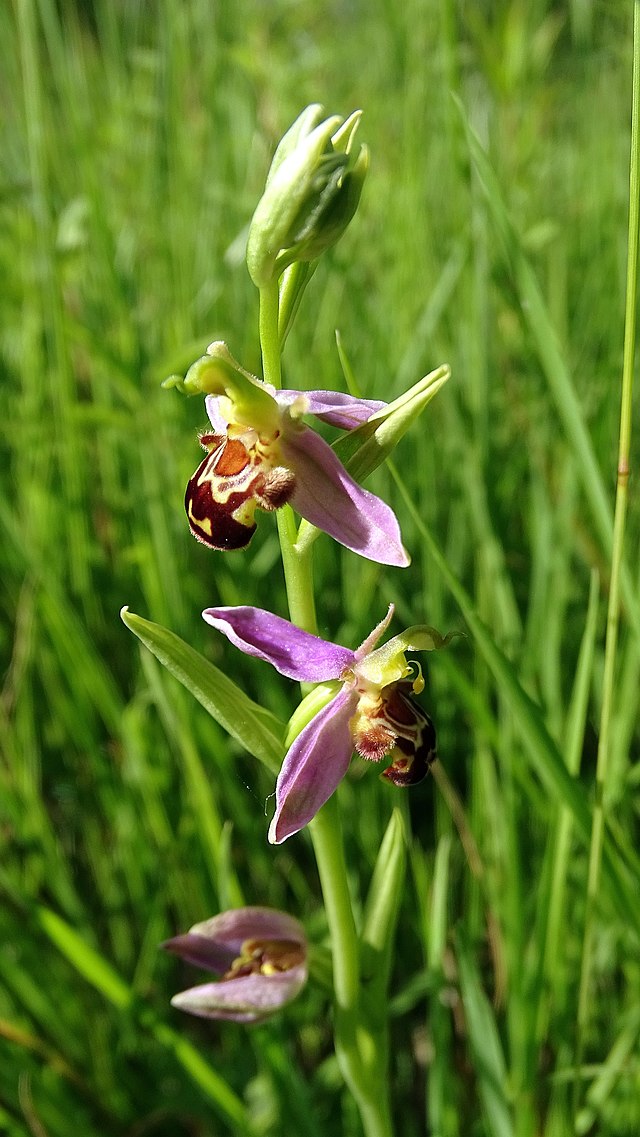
left=224, top=939, right=305, bottom=981
left=185, top=428, right=296, bottom=551
left=351, top=678, right=437, bottom=787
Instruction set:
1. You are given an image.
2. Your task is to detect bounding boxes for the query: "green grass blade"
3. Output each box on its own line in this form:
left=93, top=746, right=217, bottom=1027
left=456, top=935, right=514, bottom=1137
left=457, top=100, right=640, bottom=643
left=392, top=466, right=640, bottom=935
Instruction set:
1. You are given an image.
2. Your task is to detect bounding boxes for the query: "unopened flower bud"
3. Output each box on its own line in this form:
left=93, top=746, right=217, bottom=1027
left=247, top=105, right=369, bottom=288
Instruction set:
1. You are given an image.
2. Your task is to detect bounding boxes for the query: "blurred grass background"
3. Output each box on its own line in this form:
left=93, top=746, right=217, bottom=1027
left=2, top=0, right=639, bottom=1134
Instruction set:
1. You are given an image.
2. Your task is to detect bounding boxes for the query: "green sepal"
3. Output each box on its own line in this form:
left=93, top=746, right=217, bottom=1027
left=330, top=109, right=364, bottom=155
left=340, top=363, right=451, bottom=479
left=295, top=364, right=450, bottom=554
left=264, top=103, right=326, bottom=188
left=360, top=808, right=408, bottom=1019
left=272, top=144, right=369, bottom=276
left=121, top=608, right=285, bottom=774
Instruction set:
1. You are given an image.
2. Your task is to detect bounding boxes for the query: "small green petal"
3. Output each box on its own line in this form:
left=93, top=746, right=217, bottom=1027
left=359, top=625, right=457, bottom=686
left=331, top=109, right=363, bottom=154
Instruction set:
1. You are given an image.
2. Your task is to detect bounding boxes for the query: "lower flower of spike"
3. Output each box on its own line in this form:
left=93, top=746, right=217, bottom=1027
left=163, top=907, right=308, bottom=1024
left=202, top=602, right=454, bottom=841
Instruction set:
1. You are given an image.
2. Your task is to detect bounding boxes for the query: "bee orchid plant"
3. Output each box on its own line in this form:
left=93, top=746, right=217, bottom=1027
left=124, top=104, right=452, bottom=1137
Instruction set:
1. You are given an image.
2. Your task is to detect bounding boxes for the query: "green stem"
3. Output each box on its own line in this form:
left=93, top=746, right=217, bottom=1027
left=309, top=799, right=361, bottom=1048
left=574, top=0, right=640, bottom=1110
left=259, top=272, right=392, bottom=1137
left=276, top=508, right=317, bottom=637
left=259, top=281, right=282, bottom=389
left=260, top=279, right=318, bottom=634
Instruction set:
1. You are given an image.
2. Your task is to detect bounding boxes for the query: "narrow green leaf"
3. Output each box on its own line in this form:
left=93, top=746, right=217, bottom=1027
left=426, top=835, right=454, bottom=1137
left=532, top=571, right=601, bottom=1053
left=456, top=935, right=514, bottom=1137
left=121, top=608, right=285, bottom=774
left=36, top=906, right=132, bottom=1009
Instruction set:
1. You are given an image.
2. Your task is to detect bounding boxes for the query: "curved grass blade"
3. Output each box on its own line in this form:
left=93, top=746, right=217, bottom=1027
left=121, top=608, right=284, bottom=775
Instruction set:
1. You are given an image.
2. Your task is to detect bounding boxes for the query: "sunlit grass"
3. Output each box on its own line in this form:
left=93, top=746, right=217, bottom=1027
left=1, top=1, right=639, bottom=1135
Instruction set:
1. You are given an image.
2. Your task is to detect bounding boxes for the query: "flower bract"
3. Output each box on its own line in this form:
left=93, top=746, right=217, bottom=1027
left=163, top=906, right=308, bottom=1024
left=203, top=603, right=451, bottom=842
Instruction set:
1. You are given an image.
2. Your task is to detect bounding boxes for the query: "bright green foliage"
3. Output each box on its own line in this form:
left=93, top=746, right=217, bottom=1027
left=1, top=2, right=639, bottom=1136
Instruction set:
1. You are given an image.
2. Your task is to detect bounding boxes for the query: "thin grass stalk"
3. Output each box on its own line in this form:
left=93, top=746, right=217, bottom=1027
left=574, top=0, right=640, bottom=1111
left=536, top=570, right=599, bottom=1051
left=15, top=0, right=89, bottom=597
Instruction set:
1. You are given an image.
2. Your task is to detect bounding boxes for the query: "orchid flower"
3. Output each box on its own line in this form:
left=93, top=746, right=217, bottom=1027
left=163, top=907, right=307, bottom=1024
left=180, top=342, right=409, bottom=567
left=203, top=603, right=449, bottom=843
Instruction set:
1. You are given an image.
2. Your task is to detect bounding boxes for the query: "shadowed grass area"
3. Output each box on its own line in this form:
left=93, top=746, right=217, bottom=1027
left=1, top=1, right=639, bottom=1135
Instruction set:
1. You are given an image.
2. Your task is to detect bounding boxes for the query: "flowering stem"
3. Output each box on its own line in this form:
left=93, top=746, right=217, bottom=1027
left=260, top=275, right=393, bottom=1137
left=309, top=799, right=362, bottom=1060
left=259, top=281, right=282, bottom=390
left=276, top=510, right=318, bottom=638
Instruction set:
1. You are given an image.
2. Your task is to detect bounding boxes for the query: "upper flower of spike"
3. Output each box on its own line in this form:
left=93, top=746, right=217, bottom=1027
left=163, top=906, right=307, bottom=1024
left=246, top=105, right=369, bottom=287
left=203, top=603, right=454, bottom=842
left=180, top=342, right=409, bottom=567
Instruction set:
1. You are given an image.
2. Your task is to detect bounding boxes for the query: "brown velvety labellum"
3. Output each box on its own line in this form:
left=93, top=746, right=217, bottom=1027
left=185, top=439, right=260, bottom=551
left=380, top=683, right=437, bottom=787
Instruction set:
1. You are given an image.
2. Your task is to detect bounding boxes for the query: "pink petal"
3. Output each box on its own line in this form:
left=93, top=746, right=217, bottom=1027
left=163, top=933, right=236, bottom=974
left=281, top=426, right=409, bottom=567
left=275, top=389, right=385, bottom=429
left=204, top=395, right=229, bottom=432
left=202, top=606, right=354, bottom=680
left=171, top=966, right=308, bottom=1023
left=163, top=907, right=306, bottom=971
left=187, top=906, right=307, bottom=952
left=269, top=688, right=357, bottom=843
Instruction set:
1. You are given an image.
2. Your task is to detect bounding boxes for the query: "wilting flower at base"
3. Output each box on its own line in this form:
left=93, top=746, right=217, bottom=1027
left=204, top=604, right=452, bottom=843
left=163, top=907, right=308, bottom=1024
left=182, top=342, right=408, bottom=567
